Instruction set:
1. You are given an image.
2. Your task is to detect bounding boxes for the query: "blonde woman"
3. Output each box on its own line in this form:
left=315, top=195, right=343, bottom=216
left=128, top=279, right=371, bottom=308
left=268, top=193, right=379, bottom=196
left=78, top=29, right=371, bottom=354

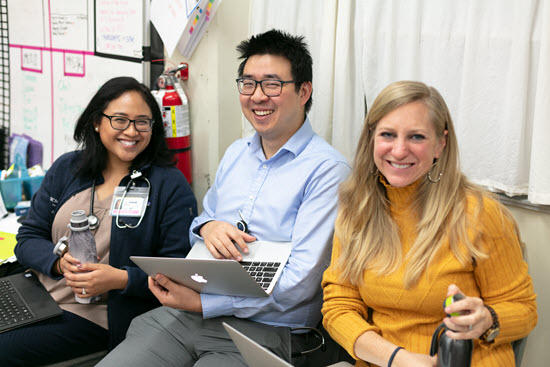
left=322, top=81, right=537, bottom=367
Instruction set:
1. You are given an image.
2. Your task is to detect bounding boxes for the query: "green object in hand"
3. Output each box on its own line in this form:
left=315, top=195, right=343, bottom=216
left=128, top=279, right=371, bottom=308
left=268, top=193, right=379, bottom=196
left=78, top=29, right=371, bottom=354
left=444, top=293, right=465, bottom=317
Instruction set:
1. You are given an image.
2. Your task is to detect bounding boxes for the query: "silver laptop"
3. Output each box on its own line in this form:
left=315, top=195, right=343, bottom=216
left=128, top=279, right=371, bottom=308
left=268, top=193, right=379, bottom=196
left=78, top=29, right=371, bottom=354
left=223, top=322, right=293, bottom=367
left=131, top=240, right=292, bottom=298
left=223, top=323, right=354, bottom=367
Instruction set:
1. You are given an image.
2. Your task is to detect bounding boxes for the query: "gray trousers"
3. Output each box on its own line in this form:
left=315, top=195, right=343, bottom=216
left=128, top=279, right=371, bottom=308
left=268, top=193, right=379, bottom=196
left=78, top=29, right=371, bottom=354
left=96, top=307, right=292, bottom=367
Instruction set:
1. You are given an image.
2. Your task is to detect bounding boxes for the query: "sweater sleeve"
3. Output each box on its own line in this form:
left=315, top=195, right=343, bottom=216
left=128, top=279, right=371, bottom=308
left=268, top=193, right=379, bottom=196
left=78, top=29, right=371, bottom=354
left=473, top=197, right=537, bottom=348
left=321, top=234, right=379, bottom=360
left=15, top=154, right=68, bottom=279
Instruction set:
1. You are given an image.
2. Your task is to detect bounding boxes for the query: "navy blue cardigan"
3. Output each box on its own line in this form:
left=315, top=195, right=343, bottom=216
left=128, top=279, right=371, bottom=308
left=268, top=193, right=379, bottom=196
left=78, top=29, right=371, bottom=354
left=15, top=151, right=197, bottom=348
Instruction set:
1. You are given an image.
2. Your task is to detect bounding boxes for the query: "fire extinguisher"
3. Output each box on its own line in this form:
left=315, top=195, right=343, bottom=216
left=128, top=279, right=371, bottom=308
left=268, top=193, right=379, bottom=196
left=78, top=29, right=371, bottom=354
left=152, top=64, right=192, bottom=183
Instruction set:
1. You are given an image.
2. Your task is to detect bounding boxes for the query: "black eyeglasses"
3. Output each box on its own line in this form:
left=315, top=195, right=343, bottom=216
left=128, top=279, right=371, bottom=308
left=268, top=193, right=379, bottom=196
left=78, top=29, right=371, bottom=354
left=102, top=113, right=154, bottom=132
left=236, top=78, right=296, bottom=97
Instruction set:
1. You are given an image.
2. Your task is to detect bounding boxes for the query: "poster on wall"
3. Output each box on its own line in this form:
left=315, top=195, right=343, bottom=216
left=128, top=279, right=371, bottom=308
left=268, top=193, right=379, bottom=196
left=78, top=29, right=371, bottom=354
left=151, top=0, right=222, bottom=58
left=8, top=0, right=147, bottom=168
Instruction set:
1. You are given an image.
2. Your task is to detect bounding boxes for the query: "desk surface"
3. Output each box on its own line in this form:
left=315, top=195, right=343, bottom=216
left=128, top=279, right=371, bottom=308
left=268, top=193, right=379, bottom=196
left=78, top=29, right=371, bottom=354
left=0, top=213, right=22, bottom=263
left=0, top=213, right=22, bottom=234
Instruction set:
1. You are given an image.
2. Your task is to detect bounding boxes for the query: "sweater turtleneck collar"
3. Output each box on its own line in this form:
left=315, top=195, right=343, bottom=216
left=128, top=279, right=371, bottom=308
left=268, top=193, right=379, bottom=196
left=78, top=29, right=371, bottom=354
left=380, top=175, right=422, bottom=211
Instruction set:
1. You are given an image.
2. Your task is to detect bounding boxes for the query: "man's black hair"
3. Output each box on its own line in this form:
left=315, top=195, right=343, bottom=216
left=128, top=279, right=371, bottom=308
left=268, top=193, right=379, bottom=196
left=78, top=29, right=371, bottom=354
left=236, top=29, right=313, bottom=113
left=73, top=76, right=174, bottom=179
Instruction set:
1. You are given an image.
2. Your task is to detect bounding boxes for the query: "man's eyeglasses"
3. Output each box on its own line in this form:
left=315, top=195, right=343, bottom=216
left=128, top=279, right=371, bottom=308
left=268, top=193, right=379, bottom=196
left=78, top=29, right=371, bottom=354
left=102, top=113, right=154, bottom=132
left=236, top=78, right=296, bottom=97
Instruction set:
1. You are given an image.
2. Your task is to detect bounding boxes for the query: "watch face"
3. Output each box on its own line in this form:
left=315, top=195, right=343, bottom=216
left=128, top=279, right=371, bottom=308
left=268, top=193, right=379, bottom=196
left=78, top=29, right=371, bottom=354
left=486, top=328, right=500, bottom=342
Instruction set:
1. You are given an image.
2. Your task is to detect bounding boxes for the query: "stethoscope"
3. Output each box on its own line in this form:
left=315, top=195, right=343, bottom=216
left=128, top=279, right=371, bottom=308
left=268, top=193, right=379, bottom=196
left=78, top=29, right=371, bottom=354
left=236, top=210, right=249, bottom=234
left=88, top=180, right=100, bottom=230
left=88, top=170, right=150, bottom=230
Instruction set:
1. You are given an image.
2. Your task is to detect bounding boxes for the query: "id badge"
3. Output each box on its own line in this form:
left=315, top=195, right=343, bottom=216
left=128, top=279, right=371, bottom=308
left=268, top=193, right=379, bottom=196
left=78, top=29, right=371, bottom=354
left=110, top=186, right=149, bottom=217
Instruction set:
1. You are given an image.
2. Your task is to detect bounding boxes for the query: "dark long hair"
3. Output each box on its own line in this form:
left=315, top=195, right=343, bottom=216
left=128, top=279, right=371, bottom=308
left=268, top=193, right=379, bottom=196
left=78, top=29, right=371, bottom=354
left=73, top=76, right=174, bottom=178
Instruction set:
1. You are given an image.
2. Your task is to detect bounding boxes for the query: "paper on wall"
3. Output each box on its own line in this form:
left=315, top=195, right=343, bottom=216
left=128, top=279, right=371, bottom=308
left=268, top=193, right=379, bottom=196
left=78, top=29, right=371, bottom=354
left=151, top=0, right=222, bottom=58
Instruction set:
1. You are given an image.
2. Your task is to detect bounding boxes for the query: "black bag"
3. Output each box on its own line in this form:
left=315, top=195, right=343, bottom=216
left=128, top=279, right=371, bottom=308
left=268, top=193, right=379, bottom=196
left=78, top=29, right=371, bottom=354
left=0, top=260, right=26, bottom=278
left=430, top=323, right=473, bottom=367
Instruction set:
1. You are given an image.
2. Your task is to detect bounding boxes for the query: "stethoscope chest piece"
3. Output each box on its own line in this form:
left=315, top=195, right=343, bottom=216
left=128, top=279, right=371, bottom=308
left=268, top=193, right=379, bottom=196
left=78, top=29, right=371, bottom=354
left=88, top=214, right=99, bottom=230
left=236, top=210, right=249, bottom=234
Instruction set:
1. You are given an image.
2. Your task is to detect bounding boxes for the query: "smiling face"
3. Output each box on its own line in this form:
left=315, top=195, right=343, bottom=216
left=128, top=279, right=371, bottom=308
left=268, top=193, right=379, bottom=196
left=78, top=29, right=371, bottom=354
left=95, top=91, right=152, bottom=169
left=239, top=54, right=312, bottom=157
left=373, top=100, right=447, bottom=187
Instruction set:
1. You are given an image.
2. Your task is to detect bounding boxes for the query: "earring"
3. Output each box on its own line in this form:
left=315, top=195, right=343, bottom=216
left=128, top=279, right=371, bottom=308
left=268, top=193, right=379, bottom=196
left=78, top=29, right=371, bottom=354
left=370, top=166, right=379, bottom=176
left=427, top=160, right=443, bottom=183
left=94, top=127, right=99, bottom=132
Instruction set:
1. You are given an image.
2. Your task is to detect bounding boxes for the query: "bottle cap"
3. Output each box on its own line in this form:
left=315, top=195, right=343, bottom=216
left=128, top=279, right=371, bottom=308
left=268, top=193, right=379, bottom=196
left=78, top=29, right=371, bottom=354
left=68, top=210, right=90, bottom=231
left=444, top=293, right=465, bottom=317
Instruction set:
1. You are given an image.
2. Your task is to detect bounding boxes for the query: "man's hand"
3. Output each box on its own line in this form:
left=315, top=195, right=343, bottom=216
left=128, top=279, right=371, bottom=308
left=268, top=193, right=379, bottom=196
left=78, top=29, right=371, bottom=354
left=199, top=221, right=256, bottom=261
left=148, top=274, right=202, bottom=312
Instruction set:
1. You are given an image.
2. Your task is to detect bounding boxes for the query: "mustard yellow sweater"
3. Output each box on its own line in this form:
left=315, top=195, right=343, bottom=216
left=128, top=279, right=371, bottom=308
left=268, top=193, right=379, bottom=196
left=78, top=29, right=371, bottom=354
left=322, top=182, right=537, bottom=367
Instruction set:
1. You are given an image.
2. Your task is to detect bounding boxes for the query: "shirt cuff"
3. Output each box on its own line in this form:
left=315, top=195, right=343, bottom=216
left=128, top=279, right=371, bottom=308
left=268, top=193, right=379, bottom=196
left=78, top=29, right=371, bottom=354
left=200, top=293, right=233, bottom=318
left=191, top=220, right=213, bottom=243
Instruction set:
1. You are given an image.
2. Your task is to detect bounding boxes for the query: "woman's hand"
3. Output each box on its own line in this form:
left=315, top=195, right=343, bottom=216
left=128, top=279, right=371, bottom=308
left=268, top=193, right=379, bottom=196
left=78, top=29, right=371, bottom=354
left=64, top=263, right=128, bottom=298
left=443, top=284, right=493, bottom=340
left=57, top=252, right=81, bottom=275
left=393, top=349, right=437, bottom=367
left=354, top=331, right=437, bottom=367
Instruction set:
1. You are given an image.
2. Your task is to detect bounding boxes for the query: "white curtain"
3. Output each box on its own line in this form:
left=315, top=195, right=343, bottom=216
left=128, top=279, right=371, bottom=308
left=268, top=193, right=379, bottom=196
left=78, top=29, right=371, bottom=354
left=247, top=0, right=366, bottom=152
left=248, top=0, right=550, bottom=204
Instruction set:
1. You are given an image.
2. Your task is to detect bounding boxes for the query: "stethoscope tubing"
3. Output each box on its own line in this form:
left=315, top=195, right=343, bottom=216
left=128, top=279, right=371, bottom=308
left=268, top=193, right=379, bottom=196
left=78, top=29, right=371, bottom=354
left=88, top=170, right=150, bottom=230
left=115, top=175, right=150, bottom=229
left=88, top=180, right=100, bottom=230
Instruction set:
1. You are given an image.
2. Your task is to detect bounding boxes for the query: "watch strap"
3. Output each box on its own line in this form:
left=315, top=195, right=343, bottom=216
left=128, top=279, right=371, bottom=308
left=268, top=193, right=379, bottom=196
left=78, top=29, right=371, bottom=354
left=480, top=305, right=500, bottom=343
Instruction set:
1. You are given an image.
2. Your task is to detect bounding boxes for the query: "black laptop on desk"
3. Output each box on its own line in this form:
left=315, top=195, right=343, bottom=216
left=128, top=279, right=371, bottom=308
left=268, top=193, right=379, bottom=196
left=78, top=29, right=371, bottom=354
left=0, top=271, right=63, bottom=333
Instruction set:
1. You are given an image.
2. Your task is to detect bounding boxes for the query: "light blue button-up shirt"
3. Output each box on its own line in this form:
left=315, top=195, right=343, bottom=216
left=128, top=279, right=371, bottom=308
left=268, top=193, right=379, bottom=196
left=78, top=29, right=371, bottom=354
left=190, top=118, right=350, bottom=328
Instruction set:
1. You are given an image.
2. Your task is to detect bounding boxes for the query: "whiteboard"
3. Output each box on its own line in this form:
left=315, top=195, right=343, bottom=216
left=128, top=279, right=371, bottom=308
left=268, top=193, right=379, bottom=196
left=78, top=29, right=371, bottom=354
left=95, top=0, right=144, bottom=60
left=8, top=0, right=148, bottom=168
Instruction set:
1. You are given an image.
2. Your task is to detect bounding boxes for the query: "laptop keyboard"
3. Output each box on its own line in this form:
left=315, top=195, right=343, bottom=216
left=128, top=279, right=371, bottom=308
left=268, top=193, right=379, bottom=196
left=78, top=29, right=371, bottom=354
left=240, top=261, right=280, bottom=290
left=0, top=279, right=35, bottom=328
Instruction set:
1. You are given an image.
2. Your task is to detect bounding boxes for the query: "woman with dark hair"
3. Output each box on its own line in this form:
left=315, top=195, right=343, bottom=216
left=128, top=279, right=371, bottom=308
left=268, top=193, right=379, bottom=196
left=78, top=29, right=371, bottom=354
left=322, top=81, right=536, bottom=367
left=1, top=76, right=197, bottom=366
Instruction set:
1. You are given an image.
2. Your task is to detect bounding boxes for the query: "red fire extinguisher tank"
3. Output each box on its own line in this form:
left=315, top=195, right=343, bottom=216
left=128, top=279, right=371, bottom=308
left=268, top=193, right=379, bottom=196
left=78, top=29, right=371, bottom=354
left=161, top=83, right=192, bottom=183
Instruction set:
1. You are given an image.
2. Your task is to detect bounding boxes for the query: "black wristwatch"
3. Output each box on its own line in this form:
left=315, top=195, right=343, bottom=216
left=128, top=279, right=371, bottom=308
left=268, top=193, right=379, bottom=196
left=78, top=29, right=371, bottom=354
left=480, top=305, right=500, bottom=343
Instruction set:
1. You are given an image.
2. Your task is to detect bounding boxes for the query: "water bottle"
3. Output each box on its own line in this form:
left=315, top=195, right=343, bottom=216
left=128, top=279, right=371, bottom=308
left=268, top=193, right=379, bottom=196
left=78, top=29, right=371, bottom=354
left=430, top=294, right=473, bottom=367
left=68, top=209, right=99, bottom=304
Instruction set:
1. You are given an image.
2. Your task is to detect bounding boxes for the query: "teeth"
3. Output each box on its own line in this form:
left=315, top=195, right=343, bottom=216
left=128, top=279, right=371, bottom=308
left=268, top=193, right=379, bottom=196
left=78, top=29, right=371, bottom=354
left=254, top=110, right=273, bottom=116
left=120, top=140, right=137, bottom=146
left=390, top=162, right=412, bottom=169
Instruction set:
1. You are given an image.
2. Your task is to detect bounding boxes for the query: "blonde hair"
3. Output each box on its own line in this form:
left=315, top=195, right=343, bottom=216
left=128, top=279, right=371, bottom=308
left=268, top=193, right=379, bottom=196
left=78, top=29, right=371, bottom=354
left=335, top=81, right=509, bottom=288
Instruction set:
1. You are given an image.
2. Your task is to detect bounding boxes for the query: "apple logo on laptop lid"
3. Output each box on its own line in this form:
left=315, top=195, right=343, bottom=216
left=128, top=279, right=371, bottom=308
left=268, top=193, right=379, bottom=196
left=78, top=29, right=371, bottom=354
left=191, top=274, right=207, bottom=283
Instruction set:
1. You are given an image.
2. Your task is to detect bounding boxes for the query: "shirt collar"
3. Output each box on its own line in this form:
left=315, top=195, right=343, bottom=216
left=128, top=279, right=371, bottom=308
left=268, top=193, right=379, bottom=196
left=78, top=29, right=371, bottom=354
left=247, top=117, right=314, bottom=160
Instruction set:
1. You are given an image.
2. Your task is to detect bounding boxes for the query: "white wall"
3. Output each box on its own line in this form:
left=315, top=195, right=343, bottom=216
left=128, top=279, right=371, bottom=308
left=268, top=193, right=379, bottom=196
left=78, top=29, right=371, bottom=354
left=506, top=205, right=550, bottom=367
left=167, top=0, right=250, bottom=210
left=168, top=2, right=548, bottom=365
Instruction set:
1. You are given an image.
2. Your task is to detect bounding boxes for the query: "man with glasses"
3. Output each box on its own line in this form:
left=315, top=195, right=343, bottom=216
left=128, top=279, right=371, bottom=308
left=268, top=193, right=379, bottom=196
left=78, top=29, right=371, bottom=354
left=98, top=29, right=350, bottom=367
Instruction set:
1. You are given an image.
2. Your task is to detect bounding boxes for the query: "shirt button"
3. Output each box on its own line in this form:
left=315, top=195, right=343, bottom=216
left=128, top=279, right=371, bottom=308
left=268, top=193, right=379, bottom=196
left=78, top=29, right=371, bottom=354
left=262, top=164, right=267, bottom=169
left=249, top=195, right=254, bottom=200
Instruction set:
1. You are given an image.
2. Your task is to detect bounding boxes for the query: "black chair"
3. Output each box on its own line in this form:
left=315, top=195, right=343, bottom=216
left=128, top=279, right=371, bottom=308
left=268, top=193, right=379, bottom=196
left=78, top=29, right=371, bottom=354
left=512, top=336, right=528, bottom=367
left=292, top=322, right=355, bottom=367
